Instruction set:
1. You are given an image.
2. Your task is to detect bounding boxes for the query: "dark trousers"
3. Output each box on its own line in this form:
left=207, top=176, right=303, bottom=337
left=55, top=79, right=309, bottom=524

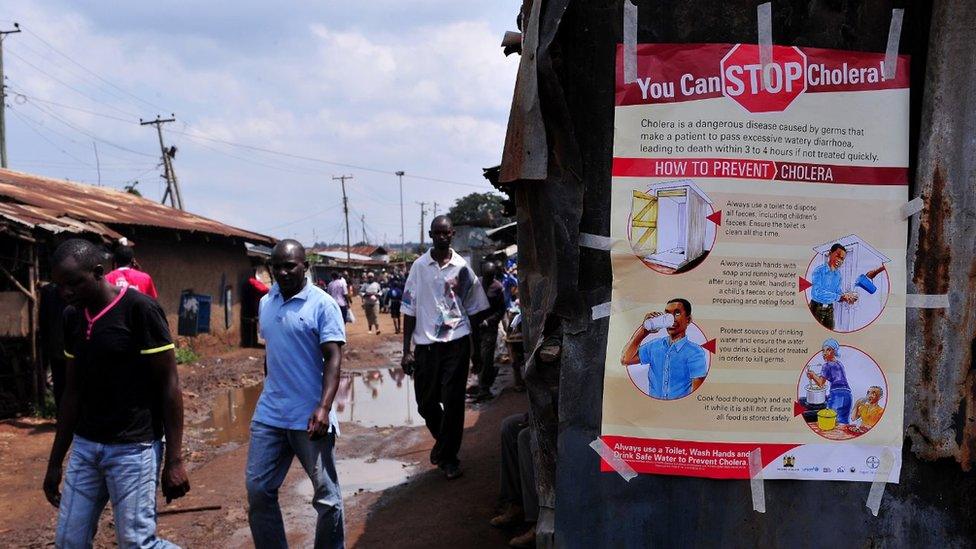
left=413, top=337, right=470, bottom=466
left=339, top=306, right=349, bottom=324
left=477, top=322, right=500, bottom=392
left=809, top=301, right=834, bottom=329
left=500, top=413, right=538, bottom=521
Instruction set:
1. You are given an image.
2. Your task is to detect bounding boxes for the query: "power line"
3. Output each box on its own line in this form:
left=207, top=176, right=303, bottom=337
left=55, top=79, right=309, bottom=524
left=8, top=107, right=93, bottom=167
left=19, top=24, right=171, bottom=113
left=260, top=202, right=343, bottom=232
left=24, top=100, right=154, bottom=157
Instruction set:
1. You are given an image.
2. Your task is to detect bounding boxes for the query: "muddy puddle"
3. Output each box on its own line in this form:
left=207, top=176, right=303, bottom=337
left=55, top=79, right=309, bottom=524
left=197, top=368, right=419, bottom=445
left=294, top=458, right=416, bottom=498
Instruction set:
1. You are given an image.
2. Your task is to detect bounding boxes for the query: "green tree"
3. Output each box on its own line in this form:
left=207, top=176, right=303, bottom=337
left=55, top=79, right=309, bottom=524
left=446, top=192, right=510, bottom=227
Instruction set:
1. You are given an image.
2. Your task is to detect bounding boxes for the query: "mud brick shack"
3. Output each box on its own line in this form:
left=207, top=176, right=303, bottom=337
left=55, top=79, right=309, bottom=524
left=0, top=168, right=273, bottom=415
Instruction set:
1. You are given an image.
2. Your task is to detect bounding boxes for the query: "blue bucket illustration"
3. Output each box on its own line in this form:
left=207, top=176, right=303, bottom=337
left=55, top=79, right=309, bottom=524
left=856, top=274, right=877, bottom=294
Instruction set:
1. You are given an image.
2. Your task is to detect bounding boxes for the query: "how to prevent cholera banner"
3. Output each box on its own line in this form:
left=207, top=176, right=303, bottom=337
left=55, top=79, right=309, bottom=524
left=601, top=43, right=908, bottom=482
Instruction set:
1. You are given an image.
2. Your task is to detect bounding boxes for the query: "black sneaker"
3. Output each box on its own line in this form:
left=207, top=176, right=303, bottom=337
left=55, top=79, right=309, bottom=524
left=442, top=462, right=463, bottom=480
left=429, top=447, right=440, bottom=466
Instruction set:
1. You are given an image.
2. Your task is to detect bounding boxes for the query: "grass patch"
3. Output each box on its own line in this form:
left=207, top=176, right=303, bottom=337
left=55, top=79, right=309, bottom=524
left=175, top=346, right=200, bottom=365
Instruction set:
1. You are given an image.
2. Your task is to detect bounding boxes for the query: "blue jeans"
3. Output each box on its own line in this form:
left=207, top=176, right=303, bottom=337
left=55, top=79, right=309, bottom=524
left=828, top=388, right=853, bottom=424
left=55, top=435, right=177, bottom=549
left=246, top=421, right=344, bottom=549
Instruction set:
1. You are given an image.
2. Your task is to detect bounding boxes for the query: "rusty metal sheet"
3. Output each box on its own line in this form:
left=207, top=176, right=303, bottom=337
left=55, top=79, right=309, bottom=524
left=0, top=168, right=273, bottom=244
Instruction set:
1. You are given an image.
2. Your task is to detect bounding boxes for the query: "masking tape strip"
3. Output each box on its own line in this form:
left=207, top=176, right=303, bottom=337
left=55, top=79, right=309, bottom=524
left=905, top=294, right=950, bottom=309
left=623, top=0, right=638, bottom=84
left=748, top=448, right=766, bottom=513
left=901, top=196, right=924, bottom=218
left=591, top=299, right=650, bottom=320
left=866, top=447, right=895, bottom=516
left=579, top=232, right=621, bottom=251
left=884, top=9, right=904, bottom=80
left=757, top=3, right=772, bottom=88
left=590, top=438, right=637, bottom=481
left=592, top=302, right=613, bottom=320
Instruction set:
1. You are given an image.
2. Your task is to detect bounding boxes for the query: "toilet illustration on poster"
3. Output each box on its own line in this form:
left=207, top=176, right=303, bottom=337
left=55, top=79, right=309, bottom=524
left=804, top=234, right=891, bottom=333
left=628, top=179, right=715, bottom=274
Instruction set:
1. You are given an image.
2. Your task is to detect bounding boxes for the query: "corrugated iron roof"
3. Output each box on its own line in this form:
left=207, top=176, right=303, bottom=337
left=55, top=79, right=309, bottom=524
left=313, top=245, right=388, bottom=257
left=0, top=168, right=273, bottom=244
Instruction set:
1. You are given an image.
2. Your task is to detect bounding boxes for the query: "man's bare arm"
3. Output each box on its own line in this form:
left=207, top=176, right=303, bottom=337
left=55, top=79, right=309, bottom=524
left=44, top=357, right=79, bottom=507
left=150, top=350, right=190, bottom=503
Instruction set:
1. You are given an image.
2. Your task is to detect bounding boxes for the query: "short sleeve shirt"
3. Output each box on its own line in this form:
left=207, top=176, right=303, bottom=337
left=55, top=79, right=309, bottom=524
left=106, top=267, right=159, bottom=299
left=637, top=336, right=708, bottom=400
left=63, top=287, right=175, bottom=443
left=401, top=249, right=490, bottom=345
left=254, top=282, right=346, bottom=432
left=326, top=278, right=348, bottom=307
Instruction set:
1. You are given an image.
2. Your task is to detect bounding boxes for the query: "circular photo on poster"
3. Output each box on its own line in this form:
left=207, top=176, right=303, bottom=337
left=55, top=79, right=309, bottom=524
left=627, top=180, right=717, bottom=275
left=796, top=339, right=887, bottom=441
left=803, top=235, right=890, bottom=333
left=620, top=298, right=711, bottom=401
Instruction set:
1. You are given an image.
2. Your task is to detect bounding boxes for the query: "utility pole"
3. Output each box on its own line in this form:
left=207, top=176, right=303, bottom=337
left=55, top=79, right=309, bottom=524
left=360, top=213, right=367, bottom=244
left=433, top=201, right=440, bottom=217
left=417, top=201, right=428, bottom=253
left=0, top=23, right=21, bottom=169
left=140, top=114, right=184, bottom=210
left=333, top=175, right=354, bottom=264
left=396, top=170, right=405, bottom=266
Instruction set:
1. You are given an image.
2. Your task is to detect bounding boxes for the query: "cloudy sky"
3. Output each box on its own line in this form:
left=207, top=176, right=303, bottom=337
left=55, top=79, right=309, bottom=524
left=1, top=2, right=520, bottom=245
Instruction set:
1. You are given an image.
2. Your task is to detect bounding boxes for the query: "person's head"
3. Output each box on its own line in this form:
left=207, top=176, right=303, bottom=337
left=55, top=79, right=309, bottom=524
left=664, top=298, right=692, bottom=338
left=270, top=239, right=307, bottom=296
left=366, top=271, right=375, bottom=281
left=866, top=386, right=883, bottom=404
left=113, top=245, right=135, bottom=269
left=827, top=243, right=847, bottom=269
left=822, top=338, right=840, bottom=361
left=331, top=271, right=340, bottom=281
left=52, top=238, right=110, bottom=308
left=429, top=215, right=454, bottom=251
left=481, top=260, right=498, bottom=281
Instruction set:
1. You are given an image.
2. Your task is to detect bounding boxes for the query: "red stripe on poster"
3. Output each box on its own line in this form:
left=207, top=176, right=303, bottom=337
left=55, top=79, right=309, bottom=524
left=599, top=436, right=800, bottom=479
left=612, top=157, right=908, bottom=185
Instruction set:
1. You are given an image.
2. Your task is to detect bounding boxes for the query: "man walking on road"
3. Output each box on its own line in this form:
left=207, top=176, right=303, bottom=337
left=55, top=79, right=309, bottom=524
left=43, top=239, right=189, bottom=548
left=247, top=240, right=346, bottom=548
left=470, top=260, right=506, bottom=402
left=327, top=271, right=349, bottom=323
left=401, top=216, right=489, bottom=479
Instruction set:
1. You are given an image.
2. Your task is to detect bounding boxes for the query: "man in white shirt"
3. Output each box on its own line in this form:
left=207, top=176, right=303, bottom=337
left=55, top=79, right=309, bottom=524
left=401, top=216, right=489, bottom=479
left=360, top=271, right=382, bottom=334
left=326, top=272, right=349, bottom=323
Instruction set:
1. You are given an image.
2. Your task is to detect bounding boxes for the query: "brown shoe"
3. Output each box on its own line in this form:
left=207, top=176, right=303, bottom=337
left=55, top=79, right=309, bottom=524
left=509, top=525, right=536, bottom=548
left=489, top=503, right=523, bottom=527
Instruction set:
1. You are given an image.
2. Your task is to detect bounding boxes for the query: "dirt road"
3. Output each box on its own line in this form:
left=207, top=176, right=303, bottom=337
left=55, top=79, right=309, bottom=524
left=0, top=301, right=528, bottom=547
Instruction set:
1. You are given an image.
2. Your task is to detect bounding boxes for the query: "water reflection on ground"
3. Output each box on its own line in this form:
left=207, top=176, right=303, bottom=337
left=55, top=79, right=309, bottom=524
left=197, top=368, right=418, bottom=445
left=295, top=458, right=416, bottom=498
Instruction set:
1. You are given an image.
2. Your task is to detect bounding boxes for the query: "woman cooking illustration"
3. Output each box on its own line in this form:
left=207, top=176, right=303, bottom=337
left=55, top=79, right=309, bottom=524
left=805, top=338, right=853, bottom=424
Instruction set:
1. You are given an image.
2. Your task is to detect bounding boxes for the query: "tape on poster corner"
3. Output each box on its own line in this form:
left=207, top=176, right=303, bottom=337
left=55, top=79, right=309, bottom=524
left=866, top=448, right=895, bottom=516
left=590, top=438, right=637, bottom=481
left=757, top=3, right=773, bottom=88
left=623, top=0, right=638, bottom=84
left=901, top=196, right=924, bottom=218
left=748, top=448, right=766, bottom=513
left=905, top=294, right=950, bottom=309
left=884, top=9, right=905, bottom=80
left=579, top=232, right=621, bottom=251
left=592, top=302, right=613, bottom=320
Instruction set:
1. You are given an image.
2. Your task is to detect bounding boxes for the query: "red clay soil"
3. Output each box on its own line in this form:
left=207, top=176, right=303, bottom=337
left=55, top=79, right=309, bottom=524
left=0, top=302, right=531, bottom=548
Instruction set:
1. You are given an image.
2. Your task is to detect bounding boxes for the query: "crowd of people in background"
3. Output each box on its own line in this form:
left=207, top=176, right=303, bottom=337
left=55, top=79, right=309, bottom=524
left=39, top=217, right=531, bottom=548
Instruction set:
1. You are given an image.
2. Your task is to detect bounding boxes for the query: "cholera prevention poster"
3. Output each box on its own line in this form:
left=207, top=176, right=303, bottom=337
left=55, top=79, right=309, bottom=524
left=600, top=43, right=909, bottom=482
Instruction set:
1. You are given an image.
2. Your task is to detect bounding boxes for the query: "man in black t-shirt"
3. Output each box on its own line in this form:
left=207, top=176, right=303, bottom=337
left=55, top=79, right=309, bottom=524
left=43, top=239, right=189, bottom=547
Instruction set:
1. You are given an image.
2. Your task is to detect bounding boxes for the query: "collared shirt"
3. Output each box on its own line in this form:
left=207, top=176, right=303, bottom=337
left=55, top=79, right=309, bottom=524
left=254, top=282, right=346, bottom=432
left=638, top=336, right=707, bottom=400
left=402, top=249, right=489, bottom=345
left=326, top=278, right=348, bottom=307
left=810, top=263, right=842, bottom=305
left=820, top=359, right=851, bottom=392
left=361, top=281, right=381, bottom=304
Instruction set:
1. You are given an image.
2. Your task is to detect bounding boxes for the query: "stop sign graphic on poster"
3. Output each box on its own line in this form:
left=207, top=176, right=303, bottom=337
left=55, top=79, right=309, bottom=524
left=721, top=44, right=807, bottom=112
